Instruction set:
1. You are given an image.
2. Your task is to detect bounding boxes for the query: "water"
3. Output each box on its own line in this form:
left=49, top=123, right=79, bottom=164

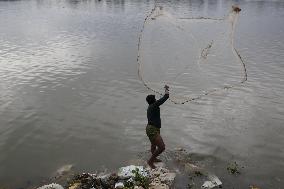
left=0, top=0, right=284, bottom=188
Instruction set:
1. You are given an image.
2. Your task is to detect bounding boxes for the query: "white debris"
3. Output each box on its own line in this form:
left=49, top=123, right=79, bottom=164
left=202, top=181, right=217, bottom=189
left=37, top=183, right=64, bottom=189
left=201, top=174, right=222, bottom=189
left=115, top=182, right=124, bottom=188
left=118, top=165, right=148, bottom=179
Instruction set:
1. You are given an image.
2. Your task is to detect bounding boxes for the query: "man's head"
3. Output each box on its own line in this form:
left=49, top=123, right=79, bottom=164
left=146, top=94, right=156, bottom=104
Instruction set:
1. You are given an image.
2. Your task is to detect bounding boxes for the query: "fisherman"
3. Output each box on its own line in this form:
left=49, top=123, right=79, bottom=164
left=146, top=85, right=169, bottom=168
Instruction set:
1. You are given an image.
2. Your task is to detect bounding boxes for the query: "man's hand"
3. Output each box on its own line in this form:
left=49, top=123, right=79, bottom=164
left=164, top=85, right=169, bottom=94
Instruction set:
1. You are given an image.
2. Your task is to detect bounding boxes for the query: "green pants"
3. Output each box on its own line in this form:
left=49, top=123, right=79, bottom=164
left=146, top=125, right=160, bottom=143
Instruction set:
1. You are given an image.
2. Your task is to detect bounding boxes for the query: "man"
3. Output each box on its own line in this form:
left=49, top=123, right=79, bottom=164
left=146, top=85, right=169, bottom=168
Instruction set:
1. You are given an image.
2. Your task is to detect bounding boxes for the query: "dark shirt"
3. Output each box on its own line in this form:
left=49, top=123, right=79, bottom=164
left=147, top=94, right=169, bottom=128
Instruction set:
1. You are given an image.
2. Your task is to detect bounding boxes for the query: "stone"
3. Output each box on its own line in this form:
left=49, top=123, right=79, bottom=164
left=118, top=165, right=148, bottom=179
left=68, top=182, right=80, bottom=189
left=147, top=166, right=176, bottom=187
left=159, top=172, right=176, bottom=185
left=151, top=178, right=161, bottom=185
left=67, top=173, right=97, bottom=189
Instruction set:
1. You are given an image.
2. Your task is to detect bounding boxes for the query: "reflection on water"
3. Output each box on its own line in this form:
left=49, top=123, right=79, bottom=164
left=0, top=0, right=284, bottom=188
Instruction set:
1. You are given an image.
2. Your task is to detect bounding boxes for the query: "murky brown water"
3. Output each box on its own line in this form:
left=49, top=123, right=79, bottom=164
left=0, top=0, right=284, bottom=188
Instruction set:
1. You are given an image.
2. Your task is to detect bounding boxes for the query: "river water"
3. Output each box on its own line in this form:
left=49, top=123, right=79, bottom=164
left=0, top=0, right=284, bottom=188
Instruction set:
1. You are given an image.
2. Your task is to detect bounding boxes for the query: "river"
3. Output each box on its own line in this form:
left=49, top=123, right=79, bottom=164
left=0, top=0, right=284, bottom=188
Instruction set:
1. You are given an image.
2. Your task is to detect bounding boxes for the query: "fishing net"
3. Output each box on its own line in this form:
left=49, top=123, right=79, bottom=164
left=137, top=4, right=247, bottom=104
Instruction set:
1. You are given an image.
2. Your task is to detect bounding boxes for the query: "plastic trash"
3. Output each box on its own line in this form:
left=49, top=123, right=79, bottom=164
left=115, top=182, right=124, bottom=188
left=201, top=174, right=222, bottom=189
left=117, top=165, right=148, bottom=179
left=37, top=183, right=64, bottom=189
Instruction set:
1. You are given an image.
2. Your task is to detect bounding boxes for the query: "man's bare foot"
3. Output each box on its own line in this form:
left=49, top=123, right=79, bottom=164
left=153, top=158, right=162, bottom=162
left=147, top=160, right=156, bottom=169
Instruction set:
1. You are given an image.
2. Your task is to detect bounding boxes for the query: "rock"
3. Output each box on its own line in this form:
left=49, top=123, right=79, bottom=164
left=99, top=174, right=112, bottom=188
left=97, top=172, right=118, bottom=188
left=68, top=182, right=80, bottom=189
left=151, top=178, right=161, bottom=185
left=110, top=173, right=119, bottom=181
left=67, top=173, right=96, bottom=189
left=117, top=165, right=148, bottom=179
left=147, top=165, right=175, bottom=187
left=37, top=183, right=64, bottom=189
left=149, top=167, right=169, bottom=179
left=159, top=172, right=176, bottom=185
left=47, top=164, right=177, bottom=189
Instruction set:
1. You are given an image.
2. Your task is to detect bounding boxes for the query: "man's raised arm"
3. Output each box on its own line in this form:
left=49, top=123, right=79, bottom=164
left=153, top=85, right=169, bottom=107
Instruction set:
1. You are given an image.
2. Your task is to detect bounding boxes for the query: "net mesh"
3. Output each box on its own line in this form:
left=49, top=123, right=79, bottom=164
left=137, top=4, right=247, bottom=104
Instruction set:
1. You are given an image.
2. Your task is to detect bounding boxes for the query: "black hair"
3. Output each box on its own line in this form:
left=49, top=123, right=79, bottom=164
left=146, top=94, right=156, bottom=104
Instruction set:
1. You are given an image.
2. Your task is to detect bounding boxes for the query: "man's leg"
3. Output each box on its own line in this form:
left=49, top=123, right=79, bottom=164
left=148, top=134, right=165, bottom=168
left=151, top=143, right=156, bottom=154
left=150, top=143, right=162, bottom=163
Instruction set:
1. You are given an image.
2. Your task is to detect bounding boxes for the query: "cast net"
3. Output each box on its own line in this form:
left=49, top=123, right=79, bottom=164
left=137, top=4, right=247, bottom=104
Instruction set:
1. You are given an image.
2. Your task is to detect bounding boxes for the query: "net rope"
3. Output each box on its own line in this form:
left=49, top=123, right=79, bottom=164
left=137, top=3, right=247, bottom=104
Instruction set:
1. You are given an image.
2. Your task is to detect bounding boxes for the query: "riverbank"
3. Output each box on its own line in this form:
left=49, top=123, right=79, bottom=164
left=33, top=148, right=257, bottom=189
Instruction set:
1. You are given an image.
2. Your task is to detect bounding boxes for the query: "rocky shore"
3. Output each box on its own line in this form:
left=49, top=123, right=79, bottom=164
left=34, top=148, right=255, bottom=189
left=37, top=162, right=176, bottom=189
